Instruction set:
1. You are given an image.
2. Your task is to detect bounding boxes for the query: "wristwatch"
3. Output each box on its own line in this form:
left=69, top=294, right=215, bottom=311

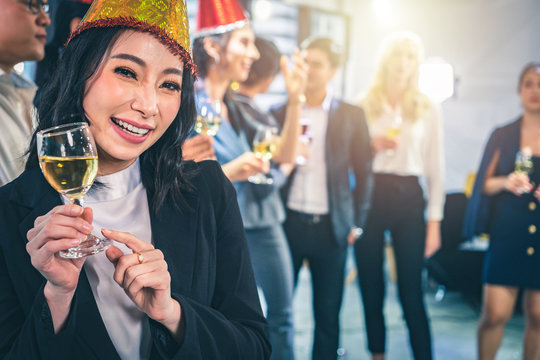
left=351, top=226, right=363, bottom=240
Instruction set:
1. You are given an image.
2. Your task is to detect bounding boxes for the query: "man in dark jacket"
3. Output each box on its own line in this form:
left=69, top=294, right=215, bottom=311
left=272, top=37, right=373, bottom=359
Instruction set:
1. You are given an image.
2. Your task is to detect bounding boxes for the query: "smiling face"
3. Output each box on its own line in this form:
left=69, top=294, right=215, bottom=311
left=221, top=26, right=259, bottom=82
left=0, top=0, right=50, bottom=71
left=82, top=30, right=184, bottom=175
left=519, top=67, right=540, bottom=114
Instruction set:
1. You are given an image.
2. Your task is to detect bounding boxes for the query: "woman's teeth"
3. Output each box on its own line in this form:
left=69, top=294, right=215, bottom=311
left=112, top=118, right=150, bottom=136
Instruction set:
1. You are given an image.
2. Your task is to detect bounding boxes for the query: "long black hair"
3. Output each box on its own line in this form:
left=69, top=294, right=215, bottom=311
left=27, top=27, right=196, bottom=213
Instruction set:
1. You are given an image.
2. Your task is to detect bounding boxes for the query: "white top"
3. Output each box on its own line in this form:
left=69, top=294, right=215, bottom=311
left=0, top=69, right=36, bottom=185
left=75, top=159, right=152, bottom=360
left=287, top=92, right=332, bottom=215
left=369, top=102, right=445, bottom=221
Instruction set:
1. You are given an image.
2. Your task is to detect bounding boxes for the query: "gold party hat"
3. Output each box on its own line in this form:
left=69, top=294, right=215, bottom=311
left=68, top=0, right=196, bottom=75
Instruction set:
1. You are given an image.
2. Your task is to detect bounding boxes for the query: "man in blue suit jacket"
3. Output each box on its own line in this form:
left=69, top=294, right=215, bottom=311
left=272, top=37, right=373, bottom=359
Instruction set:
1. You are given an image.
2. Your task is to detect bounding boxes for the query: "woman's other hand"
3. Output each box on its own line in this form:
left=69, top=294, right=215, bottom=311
left=104, top=229, right=183, bottom=338
left=182, top=134, right=216, bottom=162
left=222, top=152, right=270, bottom=182
left=504, top=171, right=533, bottom=196
left=372, top=135, right=398, bottom=153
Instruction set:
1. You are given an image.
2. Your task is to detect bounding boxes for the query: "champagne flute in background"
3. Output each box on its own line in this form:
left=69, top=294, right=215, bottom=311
left=37, top=121, right=111, bottom=258
left=249, top=125, right=279, bottom=185
left=194, top=97, right=222, bottom=136
left=515, top=147, right=534, bottom=193
left=296, top=117, right=312, bottom=166
left=385, top=115, right=402, bottom=156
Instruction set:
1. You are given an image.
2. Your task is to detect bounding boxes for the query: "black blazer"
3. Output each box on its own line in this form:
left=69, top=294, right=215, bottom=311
left=272, top=98, right=373, bottom=246
left=0, top=161, right=270, bottom=359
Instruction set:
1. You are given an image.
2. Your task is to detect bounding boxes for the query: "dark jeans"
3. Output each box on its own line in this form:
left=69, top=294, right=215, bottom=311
left=283, top=209, right=347, bottom=360
left=354, top=174, right=432, bottom=360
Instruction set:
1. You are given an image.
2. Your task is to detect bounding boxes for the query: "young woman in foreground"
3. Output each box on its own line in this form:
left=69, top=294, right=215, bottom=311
left=0, top=1, right=270, bottom=358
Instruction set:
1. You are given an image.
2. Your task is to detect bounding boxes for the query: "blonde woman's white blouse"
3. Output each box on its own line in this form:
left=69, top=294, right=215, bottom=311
left=368, top=102, right=445, bottom=221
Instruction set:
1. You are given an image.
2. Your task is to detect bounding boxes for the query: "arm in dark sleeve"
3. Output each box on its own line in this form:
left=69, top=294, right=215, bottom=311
left=151, top=163, right=271, bottom=360
left=0, top=200, right=78, bottom=359
left=351, top=107, right=374, bottom=229
left=462, top=127, right=502, bottom=238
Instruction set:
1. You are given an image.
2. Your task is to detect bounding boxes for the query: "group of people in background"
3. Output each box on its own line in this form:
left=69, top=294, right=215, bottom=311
left=0, top=0, right=539, bottom=359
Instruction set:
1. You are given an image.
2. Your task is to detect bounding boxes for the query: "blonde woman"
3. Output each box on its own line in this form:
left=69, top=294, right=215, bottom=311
left=354, top=32, right=444, bottom=360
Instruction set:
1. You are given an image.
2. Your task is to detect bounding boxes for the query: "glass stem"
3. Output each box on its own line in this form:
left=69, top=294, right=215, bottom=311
left=73, top=198, right=84, bottom=207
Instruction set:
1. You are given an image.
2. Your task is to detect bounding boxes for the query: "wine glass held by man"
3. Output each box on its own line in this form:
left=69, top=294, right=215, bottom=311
left=464, top=62, right=540, bottom=360
left=0, top=1, right=270, bottom=359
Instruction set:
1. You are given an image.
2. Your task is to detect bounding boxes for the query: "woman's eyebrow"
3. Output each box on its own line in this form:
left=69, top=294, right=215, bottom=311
left=111, top=53, right=183, bottom=76
left=111, top=53, right=146, bottom=66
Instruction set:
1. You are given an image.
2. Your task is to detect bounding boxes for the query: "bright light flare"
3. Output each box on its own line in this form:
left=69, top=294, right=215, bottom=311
left=253, top=0, right=273, bottom=22
left=419, top=58, right=454, bottom=103
left=13, top=63, right=25, bottom=75
left=372, top=0, right=394, bottom=25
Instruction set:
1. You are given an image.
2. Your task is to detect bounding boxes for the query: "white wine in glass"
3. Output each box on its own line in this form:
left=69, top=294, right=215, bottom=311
left=385, top=115, right=402, bottom=156
left=37, top=122, right=111, bottom=258
left=194, top=98, right=222, bottom=136
left=515, top=148, right=533, bottom=175
left=249, top=126, right=279, bottom=185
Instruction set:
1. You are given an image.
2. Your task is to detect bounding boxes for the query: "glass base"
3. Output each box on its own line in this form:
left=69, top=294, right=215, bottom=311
left=248, top=173, right=273, bottom=185
left=296, top=155, right=307, bottom=166
left=59, top=234, right=112, bottom=259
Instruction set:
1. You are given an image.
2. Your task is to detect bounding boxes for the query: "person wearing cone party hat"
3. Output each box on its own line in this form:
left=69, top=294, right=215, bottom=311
left=0, top=0, right=271, bottom=359
left=191, top=0, right=307, bottom=359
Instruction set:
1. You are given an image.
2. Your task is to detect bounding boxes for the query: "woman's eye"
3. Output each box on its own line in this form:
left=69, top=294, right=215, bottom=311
left=161, top=82, right=181, bottom=91
left=114, top=67, right=137, bottom=79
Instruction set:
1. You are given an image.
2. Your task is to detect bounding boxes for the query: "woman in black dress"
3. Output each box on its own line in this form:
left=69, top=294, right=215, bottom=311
left=465, top=62, right=540, bottom=360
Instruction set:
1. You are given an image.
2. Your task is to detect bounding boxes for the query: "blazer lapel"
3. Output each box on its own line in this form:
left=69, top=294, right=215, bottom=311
left=147, top=189, right=199, bottom=295
left=325, top=99, right=341, bottom=177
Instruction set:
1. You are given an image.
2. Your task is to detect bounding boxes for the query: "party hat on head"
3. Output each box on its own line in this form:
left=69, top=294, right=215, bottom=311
left=67, top=0, right=196, bottom=75
left=194, top=0, right=249, bottom=38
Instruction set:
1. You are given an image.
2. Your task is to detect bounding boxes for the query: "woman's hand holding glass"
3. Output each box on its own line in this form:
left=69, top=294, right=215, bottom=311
left=249, top=126, right=279, bottom=184
left=26, top=205, right=93, bottom=293
left=104, top=229, right=181, bottom=333
left=223, top=152, right=269, bottom=183
left=372, top=134, right=398, bottom=154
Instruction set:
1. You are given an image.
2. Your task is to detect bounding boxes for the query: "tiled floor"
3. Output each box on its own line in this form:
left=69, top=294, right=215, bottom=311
left=291, top=250, right=523, bottom=360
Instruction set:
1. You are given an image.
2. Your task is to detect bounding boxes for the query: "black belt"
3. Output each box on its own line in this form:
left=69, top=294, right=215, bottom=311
left=287, top=209, right=330, bottom=225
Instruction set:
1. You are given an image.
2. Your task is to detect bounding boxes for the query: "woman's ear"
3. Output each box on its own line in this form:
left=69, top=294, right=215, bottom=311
left=70, top=17, right=83, bottom=33
left=203, top=37, right=221, bottom=64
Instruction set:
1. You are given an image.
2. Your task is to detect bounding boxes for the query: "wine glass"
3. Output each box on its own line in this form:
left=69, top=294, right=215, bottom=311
left=37, top=122, right=111, bottom=258
left=385, top=115, right=402, bottom=156
left=194, top=97, right=222, bottom=136
left=515, top=147, right=534, bottom=194
left=248, top=125, right=279, bottom=185
left=296, top=117, right=312, bottom=166
left=515, top=148, right=533, bottom=175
